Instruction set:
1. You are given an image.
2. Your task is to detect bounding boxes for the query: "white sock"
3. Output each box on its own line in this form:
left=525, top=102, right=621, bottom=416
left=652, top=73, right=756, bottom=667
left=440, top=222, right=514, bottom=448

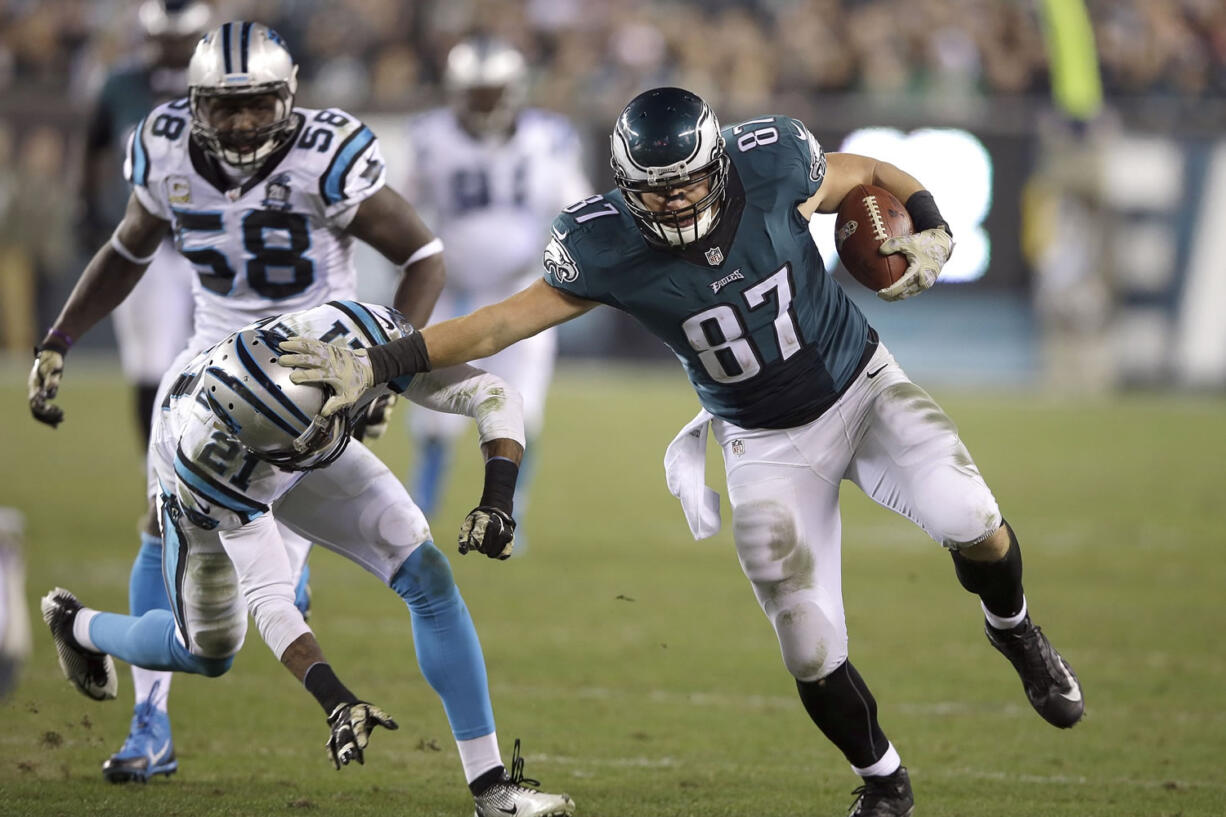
left=457, top=731, right=502, bottom=784
left=983, top=596, right=1028, bottom=631
left=852, top=742, right=901, bottom=778
left=132, top=668, right=172, bottom=711
left=72, top=608, right=99, bottom=651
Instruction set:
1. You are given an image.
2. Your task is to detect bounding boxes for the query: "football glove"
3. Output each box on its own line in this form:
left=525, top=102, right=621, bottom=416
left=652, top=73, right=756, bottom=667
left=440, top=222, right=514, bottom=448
left=876, top=227, right=954, bottom=302
left=28, top=349, right=65, bottom=428
left=279, top=338, right=374, bottom=418
left=361, top=394, right=397, bottom=440
left=325, top=701, right=398, bottom=770
left=458, top=506, right=516, bottom=560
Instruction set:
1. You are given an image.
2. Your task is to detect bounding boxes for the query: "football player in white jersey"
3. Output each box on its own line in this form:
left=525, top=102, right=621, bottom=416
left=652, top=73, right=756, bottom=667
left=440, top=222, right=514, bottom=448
left=81, top=0, right=212, bottom=448
left=400, top=36, right=591, bottom=525
left=28, top=22, right=445, bottom=784
left=40, top=302, right=575, bottom=817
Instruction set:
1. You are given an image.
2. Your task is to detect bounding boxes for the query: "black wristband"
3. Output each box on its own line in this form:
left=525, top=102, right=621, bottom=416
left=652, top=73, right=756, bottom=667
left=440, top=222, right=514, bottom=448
left=367, top=330, right=431, bottom=384
left=479, top=456, right=519, bottom=514
left=905, top=190, right=951, bottom=237
left=303, top=662, right=359, bottom=715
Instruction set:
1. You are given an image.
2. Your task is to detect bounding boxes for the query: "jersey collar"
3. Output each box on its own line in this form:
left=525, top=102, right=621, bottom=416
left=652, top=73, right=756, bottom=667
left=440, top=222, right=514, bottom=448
left=188, top=112, right=304, bottom=201
left=662, top=162, right=746, bottom=269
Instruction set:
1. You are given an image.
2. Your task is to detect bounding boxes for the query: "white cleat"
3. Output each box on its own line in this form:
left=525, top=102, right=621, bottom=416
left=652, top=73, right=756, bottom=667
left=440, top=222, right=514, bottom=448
left=473, top=740, right=575, bottom=817
left=40, top=587, right=117, bottom=701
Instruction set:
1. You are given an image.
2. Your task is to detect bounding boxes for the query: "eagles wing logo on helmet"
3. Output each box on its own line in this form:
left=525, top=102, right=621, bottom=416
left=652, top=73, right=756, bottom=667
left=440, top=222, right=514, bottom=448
left=187, top=21, right=299, bottom=170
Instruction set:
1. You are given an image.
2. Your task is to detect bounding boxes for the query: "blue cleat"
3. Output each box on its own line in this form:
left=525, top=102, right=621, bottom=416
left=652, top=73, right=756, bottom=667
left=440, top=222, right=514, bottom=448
left=102, top=681, right=177, bottom=783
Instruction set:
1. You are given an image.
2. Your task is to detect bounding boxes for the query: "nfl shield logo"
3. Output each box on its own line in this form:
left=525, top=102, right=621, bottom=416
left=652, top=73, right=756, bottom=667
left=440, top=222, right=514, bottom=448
left=731, top=439, right=745, bottom=457
left=705, top=246, right=724, bottom=266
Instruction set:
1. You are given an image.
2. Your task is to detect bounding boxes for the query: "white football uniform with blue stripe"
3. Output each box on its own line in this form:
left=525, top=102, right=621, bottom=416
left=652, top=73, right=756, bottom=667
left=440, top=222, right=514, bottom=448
left=151, top=301, right=408, bottom=532
left=125, top=99, right=386, bottom=353
left=146, top=300, right=524, bottom=661
left=400, top=107, right=590, bottom=439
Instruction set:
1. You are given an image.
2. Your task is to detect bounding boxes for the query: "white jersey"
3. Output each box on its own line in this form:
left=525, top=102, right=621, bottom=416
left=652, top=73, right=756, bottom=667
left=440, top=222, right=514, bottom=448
left=401, top=107, right=590, bottom=300
left=151, top=300, right=524, bottom=533
left=125, top=99, right=387, bottom=351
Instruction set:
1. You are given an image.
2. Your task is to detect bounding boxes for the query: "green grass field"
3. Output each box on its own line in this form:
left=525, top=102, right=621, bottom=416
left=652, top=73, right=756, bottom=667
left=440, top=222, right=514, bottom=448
left=1, top=361, right=1223, bottom=817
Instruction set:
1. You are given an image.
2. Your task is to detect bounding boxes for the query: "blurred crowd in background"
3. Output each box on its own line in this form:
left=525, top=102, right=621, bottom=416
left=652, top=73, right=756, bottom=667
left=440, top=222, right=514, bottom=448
left=2, top=0, right=1225, bottom=115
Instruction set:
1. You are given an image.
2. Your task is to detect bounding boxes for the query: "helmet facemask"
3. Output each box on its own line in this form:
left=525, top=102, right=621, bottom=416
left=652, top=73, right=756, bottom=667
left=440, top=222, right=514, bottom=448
left=189, top=83, right=295, bottom=171
left=614, top=152, right=729, bottom=248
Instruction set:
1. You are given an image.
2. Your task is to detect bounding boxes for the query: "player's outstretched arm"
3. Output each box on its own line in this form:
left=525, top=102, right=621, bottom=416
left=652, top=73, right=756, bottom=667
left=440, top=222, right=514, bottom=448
left=346, top=187, right=446, bottom=330
left=28, top=192, right=169, bottom=428
left=280, top=280, right=597, bottom=417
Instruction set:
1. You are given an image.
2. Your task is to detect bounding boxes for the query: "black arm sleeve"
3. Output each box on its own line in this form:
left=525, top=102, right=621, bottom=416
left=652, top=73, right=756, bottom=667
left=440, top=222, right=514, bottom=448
left=366, top=330, right=431, bottom=384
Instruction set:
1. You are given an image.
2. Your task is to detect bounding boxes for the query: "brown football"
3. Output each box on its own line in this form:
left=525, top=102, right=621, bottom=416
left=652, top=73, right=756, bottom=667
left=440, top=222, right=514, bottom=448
left=834, top=184, right=913, bottom=292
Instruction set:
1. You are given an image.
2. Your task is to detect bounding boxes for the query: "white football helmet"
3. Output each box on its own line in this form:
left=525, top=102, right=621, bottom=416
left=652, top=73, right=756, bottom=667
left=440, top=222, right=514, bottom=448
left=187, top=21, right=298, bottom=170
left=199, top=327, right=349, bottom=471
left=610, top=87, right=728, bottom=248
left=445, top=36, right=527, bottom=137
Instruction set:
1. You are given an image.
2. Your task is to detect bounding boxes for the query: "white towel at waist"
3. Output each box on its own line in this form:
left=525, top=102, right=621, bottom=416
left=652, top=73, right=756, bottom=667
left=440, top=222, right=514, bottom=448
left=663, top=408, right=721, bottom=540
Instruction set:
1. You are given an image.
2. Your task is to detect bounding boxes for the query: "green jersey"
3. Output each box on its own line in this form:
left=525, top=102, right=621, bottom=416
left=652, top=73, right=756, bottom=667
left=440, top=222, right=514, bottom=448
left=543, top=115, right=875, bottom=429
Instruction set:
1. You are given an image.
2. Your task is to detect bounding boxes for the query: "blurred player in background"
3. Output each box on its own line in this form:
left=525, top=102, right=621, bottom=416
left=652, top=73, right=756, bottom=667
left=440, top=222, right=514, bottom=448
left=400, top=35, right=591, bottom=526
left=80, top=0, right=211, bottom=446
left=28, top=22, right=444, bottom=784
left=281, top=86, right=1085, bottom=817
left=0, top=508, right=31, bottom=700
left=40, top=302, right=574, bottom=817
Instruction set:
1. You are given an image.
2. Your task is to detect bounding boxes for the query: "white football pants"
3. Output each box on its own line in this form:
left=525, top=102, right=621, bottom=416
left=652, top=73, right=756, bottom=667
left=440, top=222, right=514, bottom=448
left=711, top=342, right=1002, bottom=682
left=156, top=442, right=432, bottom=660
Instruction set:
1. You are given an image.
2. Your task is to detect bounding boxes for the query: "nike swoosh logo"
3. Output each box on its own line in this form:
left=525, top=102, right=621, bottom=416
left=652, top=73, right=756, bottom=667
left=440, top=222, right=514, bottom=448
left=152, top=738, right=172, bottom=762
left=1057, top=663, right=1082, bottom=703
left=792, top=121, right=807, bottom=141
left=552, top=228, right=568, bottom=241
left=497, top=807, right=518, bottom=816
left=866, top=365, right=887, bottom=379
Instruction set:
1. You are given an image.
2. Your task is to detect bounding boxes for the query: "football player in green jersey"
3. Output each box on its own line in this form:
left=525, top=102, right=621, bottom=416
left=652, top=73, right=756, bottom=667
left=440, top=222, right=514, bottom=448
left=279, top=87, right=1083, bottom=817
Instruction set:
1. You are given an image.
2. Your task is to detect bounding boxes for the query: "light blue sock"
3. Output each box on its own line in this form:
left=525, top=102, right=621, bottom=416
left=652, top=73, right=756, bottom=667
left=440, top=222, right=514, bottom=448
left=390, top=543, right=494, bottom=740
left=413, top=438, right=450, bottom=518
left=294, top=561, right=312, bottom=618
left=130, top=533, right=171, bottom=615
left=88, top=610, right=232, bottom=678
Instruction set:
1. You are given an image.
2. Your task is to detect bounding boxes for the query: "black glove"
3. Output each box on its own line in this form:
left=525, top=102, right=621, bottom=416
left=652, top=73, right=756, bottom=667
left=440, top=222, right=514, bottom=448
left=458, top=506, right=516, bottom=560
left=325, top=701, right=398, bottom=769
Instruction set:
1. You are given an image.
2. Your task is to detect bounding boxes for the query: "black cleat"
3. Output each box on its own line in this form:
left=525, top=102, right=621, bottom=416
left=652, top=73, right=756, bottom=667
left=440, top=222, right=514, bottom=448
left=986, top=615, right=1084, bottom=728
left=849, top=766, right=914, bottom=817
left=40, top=587, right=117, bottom=700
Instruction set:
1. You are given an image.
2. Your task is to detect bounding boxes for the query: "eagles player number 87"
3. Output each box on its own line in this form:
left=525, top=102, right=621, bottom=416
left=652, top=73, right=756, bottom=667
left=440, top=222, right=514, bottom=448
left=682, top=265, right=801, bottom=384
